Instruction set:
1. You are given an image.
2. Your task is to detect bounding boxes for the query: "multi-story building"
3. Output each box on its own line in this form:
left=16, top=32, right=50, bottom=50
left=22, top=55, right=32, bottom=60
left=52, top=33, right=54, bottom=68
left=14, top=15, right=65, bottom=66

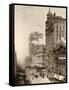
left=32, top=44, right=45, bottom=68
left=29, top=32, right=45, bottom=69
left=45, top=9, right=66, bottom=80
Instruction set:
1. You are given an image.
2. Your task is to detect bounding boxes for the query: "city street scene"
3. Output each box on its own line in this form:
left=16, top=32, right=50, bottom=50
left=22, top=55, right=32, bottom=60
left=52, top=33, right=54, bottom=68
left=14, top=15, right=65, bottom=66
left=14, top=5, right=67, bottom=85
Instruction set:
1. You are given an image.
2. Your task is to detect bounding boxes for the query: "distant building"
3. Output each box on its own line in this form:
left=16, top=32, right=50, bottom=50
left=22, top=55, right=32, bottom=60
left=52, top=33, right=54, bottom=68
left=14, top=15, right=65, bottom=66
left=29, top=32, right=45, bottom=68
left=32, top=45, right=45, bottom=68
left=29, top=32, right=43, bottom=57
left=45, top=9, right=66, bottom=79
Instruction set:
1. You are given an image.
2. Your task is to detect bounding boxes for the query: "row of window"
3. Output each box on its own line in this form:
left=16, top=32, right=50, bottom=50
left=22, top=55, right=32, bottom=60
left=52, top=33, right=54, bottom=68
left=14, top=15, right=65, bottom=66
left=55, top=19, right=64, bottom=24
left=56, top=29, right=64, bottom=41
left=56, top=25, right=64, bottom=30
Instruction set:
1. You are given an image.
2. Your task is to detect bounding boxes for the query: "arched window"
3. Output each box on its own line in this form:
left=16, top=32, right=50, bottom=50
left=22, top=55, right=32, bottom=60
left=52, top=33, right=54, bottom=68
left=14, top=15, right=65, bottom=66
left=59, top=30, right=61, bottom=40
left=56, top=29, right=58, bottom=41
left=60, top=26, right=61, bottom=29
left=60, top=20, right=61, bottom=24
left=56, top=25, right=58, bottom=29
left=59, top=33, right=61, bottom=40
left=61, top=30, right=64, bottom=37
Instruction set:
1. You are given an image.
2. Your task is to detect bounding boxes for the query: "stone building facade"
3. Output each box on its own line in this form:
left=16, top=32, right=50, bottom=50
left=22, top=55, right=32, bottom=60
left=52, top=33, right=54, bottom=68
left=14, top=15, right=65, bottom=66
left=45, top=9, right=66, bottom=80
left=32, top=45, right=45, bottom=68
left=29, top=32, right=45, bottom=68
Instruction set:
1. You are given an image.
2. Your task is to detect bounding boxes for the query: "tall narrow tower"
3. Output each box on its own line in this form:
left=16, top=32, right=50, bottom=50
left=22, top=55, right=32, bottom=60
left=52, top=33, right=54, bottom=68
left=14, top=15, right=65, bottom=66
left=45, top=9, right=54, bottom=56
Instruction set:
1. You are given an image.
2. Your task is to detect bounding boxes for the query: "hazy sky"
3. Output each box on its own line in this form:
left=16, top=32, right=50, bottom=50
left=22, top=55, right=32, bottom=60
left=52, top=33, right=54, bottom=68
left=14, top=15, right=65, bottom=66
left=15, top=5, right=66, bottom=66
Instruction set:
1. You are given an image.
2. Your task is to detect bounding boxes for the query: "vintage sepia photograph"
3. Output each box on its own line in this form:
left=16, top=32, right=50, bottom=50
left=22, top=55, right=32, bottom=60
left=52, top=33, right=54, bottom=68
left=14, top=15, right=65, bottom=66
left=10, top=4, right=67, bottom=86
